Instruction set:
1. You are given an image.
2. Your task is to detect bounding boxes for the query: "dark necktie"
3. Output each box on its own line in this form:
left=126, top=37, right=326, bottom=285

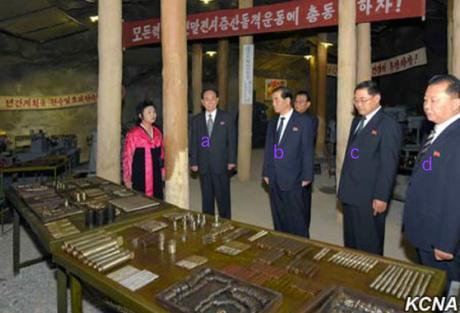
left=275, top=117, right=285, bottom=144
left=354, top=117, right=366, bottom=135
left=207, top=114, right=214, bottom=136
left=419, top=129, right=436, bottom=156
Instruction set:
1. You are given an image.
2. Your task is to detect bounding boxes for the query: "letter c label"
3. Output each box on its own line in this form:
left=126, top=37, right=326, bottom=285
left=351, top=148, right=359, bottom=159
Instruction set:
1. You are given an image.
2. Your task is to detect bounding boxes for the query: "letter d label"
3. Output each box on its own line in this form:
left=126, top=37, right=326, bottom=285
left=422, top=156, right=432, bottom=172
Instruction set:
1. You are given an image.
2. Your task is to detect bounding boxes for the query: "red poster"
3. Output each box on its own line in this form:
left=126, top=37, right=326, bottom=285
left=123, top=0, right=425, bottom=48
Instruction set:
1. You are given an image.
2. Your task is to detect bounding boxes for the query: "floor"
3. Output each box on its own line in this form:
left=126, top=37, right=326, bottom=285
left=0, top=149, right=417, bottom=313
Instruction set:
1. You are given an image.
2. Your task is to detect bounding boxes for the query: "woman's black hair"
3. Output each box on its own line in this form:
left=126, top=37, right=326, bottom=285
left=135, top=100, right=157, bottom=124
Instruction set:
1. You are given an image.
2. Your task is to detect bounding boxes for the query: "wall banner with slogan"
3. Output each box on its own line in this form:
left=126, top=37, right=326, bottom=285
left=0, top=92, right=97, bottom=111
left=326, top=47, right=427, bottom=77
left=123, top=0, right=425, bottom=48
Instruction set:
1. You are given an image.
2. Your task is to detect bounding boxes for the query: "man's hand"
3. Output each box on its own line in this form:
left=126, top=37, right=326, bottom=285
left=125, top=181, right=132, bottom=190
left=190, top=165, right=198, bottom=172
left=372, top=199, right=387, bottom=216
left=434, top=248, right=454, bottom=261
left=228, top=163, right=236, bottom=171
left=301, top=180, right=311, bottom=187
left=263, top=177, right=269, bottom=185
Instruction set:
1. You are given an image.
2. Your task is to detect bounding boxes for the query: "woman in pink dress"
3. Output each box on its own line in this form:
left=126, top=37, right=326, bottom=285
left=123, top=101, right=164, bottom=199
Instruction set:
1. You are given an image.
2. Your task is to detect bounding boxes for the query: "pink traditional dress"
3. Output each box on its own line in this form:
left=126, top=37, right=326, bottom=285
left=123, top=125, right=165, bottom=199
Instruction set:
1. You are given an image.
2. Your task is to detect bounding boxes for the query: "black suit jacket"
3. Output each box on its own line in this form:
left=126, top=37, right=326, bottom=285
left=262, top=111, right=315, bottom=191
left=404, top=118, right=460, bottom=254
left=303, top=112, right=319, bottom=144
left=190, top=109, right=237, bottom=174
left=338, top=109, right=402, bottom=207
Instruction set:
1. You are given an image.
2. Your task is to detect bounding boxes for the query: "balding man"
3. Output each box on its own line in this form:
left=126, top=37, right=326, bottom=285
left=404, top=74, right=460, bottom=284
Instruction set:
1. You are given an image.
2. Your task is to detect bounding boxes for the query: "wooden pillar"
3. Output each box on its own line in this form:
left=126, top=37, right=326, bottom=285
left=316, top=33, right=328, bottom=157
left=192, top=43, right=203, bottom=115
left=356, top=23, right=372, bottom=82
left=218, top=39, right=229, bottom=110
left=308, top=51, right=318, bottom=115
left=96, top=0, right=122, bottom=183
left=161, top=0, right=189, bottom=208
left=237, top=0, right=253, bottom=182
left=451, top=0, right=460, bottom=76
left=336, top=0, right=357, bottom=189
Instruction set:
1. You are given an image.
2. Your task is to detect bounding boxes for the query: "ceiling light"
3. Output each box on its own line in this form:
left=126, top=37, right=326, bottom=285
left=304, top=55, right=313, bottom=60
left=90, top=16, right=99, bottom=23
left=321, top=42, right=333, bottom=48
left=205, top=51, right=217, bottom=57
left=201, top=0, right=213, bottom=4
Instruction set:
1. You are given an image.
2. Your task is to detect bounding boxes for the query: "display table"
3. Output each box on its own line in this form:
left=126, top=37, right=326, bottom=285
left=6, top=177, right=447, bottom=313
left=5, top=176, right=167, bottom=275
left=52, top=208, right=446, bottom=313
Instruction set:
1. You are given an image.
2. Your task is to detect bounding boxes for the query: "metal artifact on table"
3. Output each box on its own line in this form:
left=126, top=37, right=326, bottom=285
left=156, top=267, right=282, bottom=313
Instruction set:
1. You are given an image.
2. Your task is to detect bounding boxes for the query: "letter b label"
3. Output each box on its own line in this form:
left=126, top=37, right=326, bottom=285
left=274, top=144, right=284, bottom=159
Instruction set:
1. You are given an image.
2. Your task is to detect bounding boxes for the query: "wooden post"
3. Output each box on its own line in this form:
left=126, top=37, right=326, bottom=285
left=316, top=33, right=328, bottom=157
left=218, top=39, right=229, bottom=110
left=192, top=43, right=203, bottom=115
left=237, top=0, right=253, bottom=182
left=161, top=0, right=189, bottom=208
left=356, top=23, right=372, bottom=82
left=452, top=0, right=460, bottom=76
left=96, top=0, right=122, bottom=183
left=308, top=52, right=318, bottom=115
left=336, top=0, right=357, bottom=189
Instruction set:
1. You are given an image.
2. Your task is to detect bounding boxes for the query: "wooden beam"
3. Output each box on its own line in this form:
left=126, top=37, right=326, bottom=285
left=336, top=0, right=357, bottom=190
left=192, top=43, right=203, bottom=115
left=218, top=39, right=229, bottom=110
left=237, top=0, right=254, bottom=182
left=161, top=0, right=189, bottom=208
left=96, top=0, right=122, bottom=183
left=357, top=23, right=372, bottom=82
left=316, top=33, right=328, bottom=157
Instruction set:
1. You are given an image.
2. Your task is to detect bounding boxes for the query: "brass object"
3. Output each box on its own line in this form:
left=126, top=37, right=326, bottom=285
left=418, top=273, right=432, bottom=296
left=79, top=237, right=123, bottom=259
left=62, top=230, right=105, bottom=249
left=86, top=247, right=121, bottom=266
left=96, top=251, right=135, bottom=272
left=72, top=236, right=115, bottom=256
left=167, top=239, right=176, bottom=255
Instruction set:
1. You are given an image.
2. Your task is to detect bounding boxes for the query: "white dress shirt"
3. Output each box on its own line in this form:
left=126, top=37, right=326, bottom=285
left=206, top=109, right=217, bottom=122
left=361, top=106, right=382, bottom=129
left=432, top=112, right=460, bottom=142
left=276, top=108, right=294, bottom=143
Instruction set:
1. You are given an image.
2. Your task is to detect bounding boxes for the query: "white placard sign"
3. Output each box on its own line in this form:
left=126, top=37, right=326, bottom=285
left=241, top=44, right=254, bottom=105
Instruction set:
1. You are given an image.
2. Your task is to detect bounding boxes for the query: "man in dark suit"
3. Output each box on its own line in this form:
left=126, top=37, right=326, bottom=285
left=190, top=88, right=237, bottom=219
left=294, top=90, right=319, bottom=142
left=294, top=90, right=319, bottom=229
left=263, top=87, right=315, bottom=237
left=338, top=80, right=402, bottom=255
left=404, top=74, right=460, bottom=284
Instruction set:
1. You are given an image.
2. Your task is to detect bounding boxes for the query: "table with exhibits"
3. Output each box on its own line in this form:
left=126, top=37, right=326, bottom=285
left=6, top=177, right=447, bottom=313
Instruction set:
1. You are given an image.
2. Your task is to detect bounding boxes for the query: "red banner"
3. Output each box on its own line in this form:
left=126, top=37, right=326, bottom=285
left=123, top=0, right=425, bottom=48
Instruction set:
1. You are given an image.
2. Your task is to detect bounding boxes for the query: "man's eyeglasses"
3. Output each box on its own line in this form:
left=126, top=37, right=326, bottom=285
left=353, top=97, right=373, bottom=104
